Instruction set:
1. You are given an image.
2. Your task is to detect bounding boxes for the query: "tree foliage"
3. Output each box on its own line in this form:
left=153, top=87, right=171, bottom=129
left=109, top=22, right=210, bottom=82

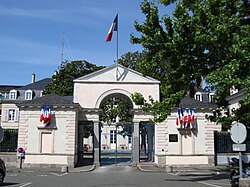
left=130, top=0, right=250, bottom=126
left=100, top=96, right=133, bottom=137
left=100, top=97, right=133, bottom=125
left=117, top=51, right=146, bottom=72
left=43, top=60, right=105, bottom=96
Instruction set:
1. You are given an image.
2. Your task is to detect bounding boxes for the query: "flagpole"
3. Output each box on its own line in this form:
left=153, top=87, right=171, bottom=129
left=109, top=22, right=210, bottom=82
left=116, top=14, right=119, bottom=81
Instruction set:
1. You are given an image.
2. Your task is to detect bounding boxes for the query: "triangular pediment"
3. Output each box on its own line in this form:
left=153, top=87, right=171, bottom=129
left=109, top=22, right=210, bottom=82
left=74, top=64, right=160, bottom=84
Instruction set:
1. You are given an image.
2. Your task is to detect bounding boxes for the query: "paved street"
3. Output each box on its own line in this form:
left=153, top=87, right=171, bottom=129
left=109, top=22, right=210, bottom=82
left=4, top=165, right=231, bottom=187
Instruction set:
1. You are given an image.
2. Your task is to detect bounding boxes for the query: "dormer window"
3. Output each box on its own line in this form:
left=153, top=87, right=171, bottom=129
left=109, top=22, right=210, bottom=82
left=9, top=90, right=17, bottom=100
left=25, top=90, right=33, bottom=100
left=209, top=93, right=215, bottom=103
left=195, top=93, right=202, bottom=101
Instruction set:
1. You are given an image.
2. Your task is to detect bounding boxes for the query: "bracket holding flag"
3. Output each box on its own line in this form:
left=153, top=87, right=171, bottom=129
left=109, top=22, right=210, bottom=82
left=176, top=107, right=196, bottom=130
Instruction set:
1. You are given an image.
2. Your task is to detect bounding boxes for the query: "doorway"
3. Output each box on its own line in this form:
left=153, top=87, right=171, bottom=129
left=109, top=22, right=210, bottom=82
left=77, top=121, right=94, bottom=167
left=139, top=123, right=155, bottom=162
left=100, top=123, right=133, bottom=166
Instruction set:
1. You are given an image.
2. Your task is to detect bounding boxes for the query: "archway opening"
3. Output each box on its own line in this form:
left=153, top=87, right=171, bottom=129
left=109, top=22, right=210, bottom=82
left=99, top=93, right=133, bottom=166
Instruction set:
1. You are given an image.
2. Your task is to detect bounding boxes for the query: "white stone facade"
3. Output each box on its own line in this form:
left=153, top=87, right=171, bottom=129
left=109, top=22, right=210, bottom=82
left=18, top=105, right=78, bottom=168
left=16, top=64, right=221, bottom=168
left=154, top=111, right=221, bottom=166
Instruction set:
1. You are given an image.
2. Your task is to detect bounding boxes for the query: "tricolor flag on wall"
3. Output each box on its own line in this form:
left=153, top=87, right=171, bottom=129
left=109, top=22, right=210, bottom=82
left=105, top=14, right=118, bottom=42
left=40, top=105, right=52, bottom=126
left=176, top=107, right=195, bottom=128
left=176, top=108, right=184, bottom=127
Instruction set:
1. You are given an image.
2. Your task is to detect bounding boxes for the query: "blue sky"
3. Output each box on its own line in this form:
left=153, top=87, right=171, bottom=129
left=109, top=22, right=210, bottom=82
left=0, top=0, right=174, bottom=86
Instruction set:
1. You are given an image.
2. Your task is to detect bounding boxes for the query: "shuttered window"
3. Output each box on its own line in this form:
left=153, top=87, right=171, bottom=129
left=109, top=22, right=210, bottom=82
left=4, top=109, right=19, bottom=122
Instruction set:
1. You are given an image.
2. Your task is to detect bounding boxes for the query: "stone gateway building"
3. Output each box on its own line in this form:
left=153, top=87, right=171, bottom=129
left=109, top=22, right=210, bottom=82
left=16, top=64, right=221, bottom=169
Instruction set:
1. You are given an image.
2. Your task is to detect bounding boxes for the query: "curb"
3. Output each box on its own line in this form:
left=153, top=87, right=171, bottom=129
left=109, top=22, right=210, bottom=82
left=69, top=165, right=96, bottom=173
left=137, top=164, right=165, bottom=173
left=137, top=164, right=230, bottom=173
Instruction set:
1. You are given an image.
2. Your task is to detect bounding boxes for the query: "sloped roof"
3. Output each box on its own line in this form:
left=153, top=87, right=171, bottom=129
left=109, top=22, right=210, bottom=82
left=74, top=63, right=160, bottom=84
left=0, top=85, right=21, bottom=92
left=178, top=95, right=218, bottom=109
left=18, top=93, right=75, bottom=106
left=18, top=78, right=52, bottom=90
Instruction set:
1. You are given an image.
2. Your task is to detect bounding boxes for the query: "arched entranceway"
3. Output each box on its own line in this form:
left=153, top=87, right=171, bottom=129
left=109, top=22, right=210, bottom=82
left=99, top=93, right=134, bottom=166
left=73, top=64, right=160, bottom=167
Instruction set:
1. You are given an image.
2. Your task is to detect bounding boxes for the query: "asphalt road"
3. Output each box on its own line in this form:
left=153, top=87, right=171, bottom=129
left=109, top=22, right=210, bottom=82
left=4, top=165, right=231, bottom=187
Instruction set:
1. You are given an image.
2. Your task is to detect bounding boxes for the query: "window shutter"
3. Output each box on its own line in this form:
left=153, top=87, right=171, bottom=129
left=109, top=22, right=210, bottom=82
left=14, top=109, right=19, bottom=122
left=4, top=109, right=9, bottom=121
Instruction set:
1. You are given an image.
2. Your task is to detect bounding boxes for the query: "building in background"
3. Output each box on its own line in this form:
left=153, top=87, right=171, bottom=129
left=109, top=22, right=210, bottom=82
left=0, top=74, right=51, bottom=129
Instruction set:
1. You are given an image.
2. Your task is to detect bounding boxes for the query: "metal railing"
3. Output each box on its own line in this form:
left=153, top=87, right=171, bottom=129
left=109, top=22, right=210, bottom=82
left=0, top=129, right=18, bottom=152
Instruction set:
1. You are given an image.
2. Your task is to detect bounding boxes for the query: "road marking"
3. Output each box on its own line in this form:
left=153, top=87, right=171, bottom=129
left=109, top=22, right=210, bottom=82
left=169, top=172, right=180, bottom=176
left=210, top=182, right=231, bottom=186
left=197, top=181, right=221, bottom=187
left=37, top=174, right=47, bottom=176
left=7, top=174, right=17, bottom=176
left=19, top=182, right=32, bottom=187
left=23, top=171, right=34, bottom=173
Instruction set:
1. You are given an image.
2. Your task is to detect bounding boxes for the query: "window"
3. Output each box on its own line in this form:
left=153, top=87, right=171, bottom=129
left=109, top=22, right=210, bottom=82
left=25, top=90, right=33, bottom=100
left=8, top=109, right=15, bottom=121
left=9, top=90, right=17, bottom=100
left=110, top=130, right=116, bottom=144
left=209, top=93, right=215, bottom=103
left=5, top=109, right=19, bottom=122
left=195, top=94, right=201, bottom=101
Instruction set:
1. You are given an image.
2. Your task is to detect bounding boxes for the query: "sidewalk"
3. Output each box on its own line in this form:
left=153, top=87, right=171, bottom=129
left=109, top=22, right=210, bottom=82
left=6, top=164, right=96, bottom=174
left=137, top=162, right=230, bottom=173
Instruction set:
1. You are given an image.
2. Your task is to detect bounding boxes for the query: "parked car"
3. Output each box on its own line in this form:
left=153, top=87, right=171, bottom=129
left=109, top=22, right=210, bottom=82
left=0, top=159, right=6, bottom=185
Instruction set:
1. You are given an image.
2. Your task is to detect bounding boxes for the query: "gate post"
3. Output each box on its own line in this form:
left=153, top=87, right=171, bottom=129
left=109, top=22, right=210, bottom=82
left=214, top=131, right=218, bottom=166
left=132, top=122, right=140, bottom=166
left=93, top=121, right=100, bottom=167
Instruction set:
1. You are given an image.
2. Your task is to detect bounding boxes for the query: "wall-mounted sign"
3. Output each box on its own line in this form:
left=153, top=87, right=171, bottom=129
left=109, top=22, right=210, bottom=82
left=169, top=134, right=178, bottom=142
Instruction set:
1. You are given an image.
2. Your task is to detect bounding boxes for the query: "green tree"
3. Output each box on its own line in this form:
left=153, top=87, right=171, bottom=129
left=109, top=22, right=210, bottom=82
left=100, top=96, right=133, bottom=137
left=43, top=60, right=105, bottom=96
left=130, top=0, right=250, bottom=126
left=117, top=51, right=146, bottom=72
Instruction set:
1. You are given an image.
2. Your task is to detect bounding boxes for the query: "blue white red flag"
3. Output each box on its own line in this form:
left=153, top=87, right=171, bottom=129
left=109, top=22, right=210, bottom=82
left=183, top=109, right=189, bottom=128
left=106, top=14, right=118, bottom=42
left=176, top=109, right=179, bottom=126
left=40, top=105, right=52, bottom=126
left=191, top=108, right=195, bottom=123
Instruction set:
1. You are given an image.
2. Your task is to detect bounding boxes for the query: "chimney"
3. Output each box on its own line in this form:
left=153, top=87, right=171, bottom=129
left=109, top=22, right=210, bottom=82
left=53, top=70, right=58, bottom=76
left=31, top=72, right=36, bottom=83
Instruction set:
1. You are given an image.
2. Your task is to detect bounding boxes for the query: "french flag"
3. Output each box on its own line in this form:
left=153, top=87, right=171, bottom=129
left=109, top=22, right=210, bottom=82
left=176, top=109, right=179, bottom=126
left=40, top=105, right=52, bottom=126
left=179, top=108, right=184, bottom=127
left=191, top=108, right=195, bottom=123
left=183, top=109, right=189, bottom=128
left=188, top=108, right=192, bottom=122
left=105, top=14, right=118, bottom=42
